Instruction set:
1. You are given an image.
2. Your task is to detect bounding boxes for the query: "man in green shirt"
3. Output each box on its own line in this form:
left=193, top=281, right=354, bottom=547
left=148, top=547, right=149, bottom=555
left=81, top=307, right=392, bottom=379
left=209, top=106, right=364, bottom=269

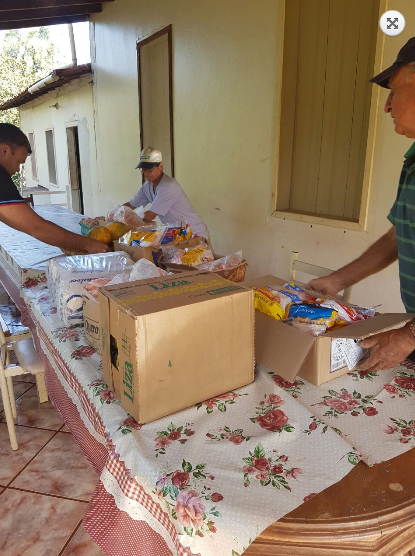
left=308, top=37, right=415, bottom=372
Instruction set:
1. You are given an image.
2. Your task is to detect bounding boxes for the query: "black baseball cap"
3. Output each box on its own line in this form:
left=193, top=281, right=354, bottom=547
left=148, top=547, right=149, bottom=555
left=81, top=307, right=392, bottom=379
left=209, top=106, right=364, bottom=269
left=370, top=37, right=415, bottom=89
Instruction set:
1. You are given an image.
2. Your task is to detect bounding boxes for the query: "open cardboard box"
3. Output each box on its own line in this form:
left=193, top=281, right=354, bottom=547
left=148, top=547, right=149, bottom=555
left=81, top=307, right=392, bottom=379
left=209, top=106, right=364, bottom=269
left=245, top=275, right=414, bottom=386
left=98, top=270, right=255, bottom=424
left=114, top=236, right=201, bottom=266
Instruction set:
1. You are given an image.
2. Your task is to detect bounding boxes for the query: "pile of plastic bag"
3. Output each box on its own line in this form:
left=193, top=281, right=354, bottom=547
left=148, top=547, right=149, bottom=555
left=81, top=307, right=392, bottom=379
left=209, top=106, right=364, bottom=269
left=253, top=282, right=378, bottom=336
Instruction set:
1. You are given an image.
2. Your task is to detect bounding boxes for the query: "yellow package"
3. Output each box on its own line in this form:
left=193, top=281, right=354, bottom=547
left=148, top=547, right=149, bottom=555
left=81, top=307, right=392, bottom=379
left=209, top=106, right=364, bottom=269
left=183, top=245, right=214, bottom=266
left=253, top=287, right=285, bottom=321
left=174, top=224, right=193, bottom=243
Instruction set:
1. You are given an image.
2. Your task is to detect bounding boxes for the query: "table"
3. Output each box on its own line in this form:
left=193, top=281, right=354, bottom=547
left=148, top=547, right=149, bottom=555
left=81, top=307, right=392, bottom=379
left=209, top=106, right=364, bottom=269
left=0, top=205, right=82, bottom=308
left=2, top=206, right=415, bottom=555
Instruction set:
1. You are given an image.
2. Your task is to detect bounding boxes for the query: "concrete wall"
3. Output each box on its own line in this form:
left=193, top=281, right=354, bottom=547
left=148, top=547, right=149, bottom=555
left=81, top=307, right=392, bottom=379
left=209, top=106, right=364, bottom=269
left=20, top=75, right=97, bottom=215
left=90, top=0, right=415, bottom=311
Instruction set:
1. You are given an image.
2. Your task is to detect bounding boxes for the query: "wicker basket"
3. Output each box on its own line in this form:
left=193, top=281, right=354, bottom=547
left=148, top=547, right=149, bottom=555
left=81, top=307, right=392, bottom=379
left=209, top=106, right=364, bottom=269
left=214, top=260, right=248, bottom=283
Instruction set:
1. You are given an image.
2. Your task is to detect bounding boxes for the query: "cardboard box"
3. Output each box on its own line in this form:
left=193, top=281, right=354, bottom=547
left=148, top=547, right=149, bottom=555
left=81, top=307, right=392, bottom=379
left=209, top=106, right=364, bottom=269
left=98, top=271, right=255, bottom=424
left=83, top=294, right=101, bottom=352
left=114, top=236, right=202, bottom=266
left=246, top=275, right=414, bottom=385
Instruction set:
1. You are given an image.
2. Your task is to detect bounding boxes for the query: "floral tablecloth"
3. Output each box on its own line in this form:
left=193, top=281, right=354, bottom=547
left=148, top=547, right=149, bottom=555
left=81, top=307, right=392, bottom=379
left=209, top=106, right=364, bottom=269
left=21, top=282, right=415, bottom=556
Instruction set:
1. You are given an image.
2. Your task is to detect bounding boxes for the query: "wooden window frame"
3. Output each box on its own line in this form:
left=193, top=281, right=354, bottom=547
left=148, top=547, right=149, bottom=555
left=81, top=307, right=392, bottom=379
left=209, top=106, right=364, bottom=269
left=271, top=0, right=387, bottom=231
left=136, top=24, right=174, bottom=177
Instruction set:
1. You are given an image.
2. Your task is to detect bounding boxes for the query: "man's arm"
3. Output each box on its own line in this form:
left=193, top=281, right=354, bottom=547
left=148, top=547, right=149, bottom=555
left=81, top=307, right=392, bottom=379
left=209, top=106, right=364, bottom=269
left=307, top=226, right=398, bottom=295
left=0, top=203, right=109, bottom=253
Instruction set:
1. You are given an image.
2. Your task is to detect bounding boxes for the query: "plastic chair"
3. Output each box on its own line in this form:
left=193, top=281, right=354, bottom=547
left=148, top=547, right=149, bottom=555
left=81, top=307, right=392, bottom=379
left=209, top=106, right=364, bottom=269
left=0, top=314, right=47, bottom=450
left=289, top=251, right=352, bottom=303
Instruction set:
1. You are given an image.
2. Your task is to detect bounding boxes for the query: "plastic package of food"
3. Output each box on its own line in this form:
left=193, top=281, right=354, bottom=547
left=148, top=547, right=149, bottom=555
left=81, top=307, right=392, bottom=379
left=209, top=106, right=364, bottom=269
left=287, top=304, right=339, bottom=328
left=161, top=245, right=184, bottom=264
left=113, top=206, right=145, bottom=228
left=320, top=299, right=366, bottom=322
left=182, top=245, right=214, bottom=266
left=129, top=258, right=169, bottom=281
left=253, top=287, right=285, bottom=321
left=285, top=318, right=328, bottom=336
left=106, top=205, right=121, bottom=222
left=47, top=252, right=132, bottom=325
left=83, top=278, right=111, bottom=300
left=197, top=251, right=243, bottom=271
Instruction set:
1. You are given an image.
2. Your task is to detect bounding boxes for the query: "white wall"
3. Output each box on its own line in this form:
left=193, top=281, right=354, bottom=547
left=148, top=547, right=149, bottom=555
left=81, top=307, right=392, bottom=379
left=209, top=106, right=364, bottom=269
left=19, top=75, right=97, bottom=215
left=90, top=0, right=415, bottom=311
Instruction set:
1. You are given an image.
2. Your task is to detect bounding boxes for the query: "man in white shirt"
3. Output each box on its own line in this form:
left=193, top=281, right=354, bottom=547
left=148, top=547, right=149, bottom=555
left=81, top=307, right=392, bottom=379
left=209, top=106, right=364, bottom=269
left=117, top=147, right=209, bottom=239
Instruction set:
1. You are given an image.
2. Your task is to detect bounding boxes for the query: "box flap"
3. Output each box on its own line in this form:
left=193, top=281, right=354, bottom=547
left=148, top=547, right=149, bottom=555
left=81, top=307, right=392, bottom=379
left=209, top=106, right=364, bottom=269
left=326, top=313, right=415, bottom=339
left=244, top=274, right=287, bottom=289
left=99, top=272, right=252, bottom=317
left=255, top=311, right=315, bottom=381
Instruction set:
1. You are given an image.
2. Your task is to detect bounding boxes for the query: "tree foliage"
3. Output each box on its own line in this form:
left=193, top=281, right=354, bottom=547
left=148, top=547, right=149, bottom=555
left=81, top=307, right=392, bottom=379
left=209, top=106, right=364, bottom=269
left=0, top=27, right=55, bottom=185
left=0, top=27, right=55, bottom=126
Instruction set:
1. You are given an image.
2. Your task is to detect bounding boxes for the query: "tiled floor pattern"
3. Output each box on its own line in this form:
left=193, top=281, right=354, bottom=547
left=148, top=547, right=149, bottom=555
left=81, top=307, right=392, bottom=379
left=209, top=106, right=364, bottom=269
left=0, top=293, right=106, bottom=556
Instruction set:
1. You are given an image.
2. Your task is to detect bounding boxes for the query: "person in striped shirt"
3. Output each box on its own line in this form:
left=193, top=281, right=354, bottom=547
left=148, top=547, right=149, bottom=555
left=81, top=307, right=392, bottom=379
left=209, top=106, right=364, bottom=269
left=308, top=37, right=415, bottom=372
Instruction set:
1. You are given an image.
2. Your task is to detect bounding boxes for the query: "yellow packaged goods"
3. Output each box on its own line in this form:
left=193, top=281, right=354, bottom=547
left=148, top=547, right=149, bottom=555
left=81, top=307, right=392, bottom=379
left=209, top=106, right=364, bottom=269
left=182, top=245, right=214, bottom=266
left=87, top=226, right=113, bottom=245
left=252, top=287, right=285, bottom=321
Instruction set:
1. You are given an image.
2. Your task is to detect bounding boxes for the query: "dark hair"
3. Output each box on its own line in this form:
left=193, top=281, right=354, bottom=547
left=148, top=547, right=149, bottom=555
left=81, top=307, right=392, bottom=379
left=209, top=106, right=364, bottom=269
left=0, top=123, right=31, bottom=154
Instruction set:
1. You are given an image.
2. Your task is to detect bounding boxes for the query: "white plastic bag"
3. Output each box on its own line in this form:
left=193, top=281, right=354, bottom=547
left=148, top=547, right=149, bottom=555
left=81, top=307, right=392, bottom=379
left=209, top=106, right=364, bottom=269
left=114, top=206, right=144, bottom=228
left=106, top=205, right=122, bottom=222
left=129, top=258, right=169, bottom=281
left=47, top=252, right=132, bottom=325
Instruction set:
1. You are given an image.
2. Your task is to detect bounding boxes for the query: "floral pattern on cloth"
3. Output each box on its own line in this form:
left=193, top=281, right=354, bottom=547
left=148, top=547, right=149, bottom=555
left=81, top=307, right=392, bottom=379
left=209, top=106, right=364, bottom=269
left=314, top=388, right=380, bottom=418
left=196, top=391, right=248, bottom=414
left=267, top=371, right=304, bottom=398
left=20, top=281, right=415, bottom=556
left=155, top=423, right=195, bottom=456
left=347, top=369, right=380, bottom=382
left=89, top=378, right=121, bottom=406
left=242, top=443, right=302, bottom=490
left=206, top=427, right=250, bottom=445
left=384, top=371, right=415, bottom=399
left=22, top=273, right=47, bottom=288
left=154, top=460, right=223, bottom=538
left=250, top=394, right=294, bottom=434
left=53, top=325, right=81, bottom=343
left=384, top=418, right=415, bottom=444
left=71, top=344, right=96, bottom=360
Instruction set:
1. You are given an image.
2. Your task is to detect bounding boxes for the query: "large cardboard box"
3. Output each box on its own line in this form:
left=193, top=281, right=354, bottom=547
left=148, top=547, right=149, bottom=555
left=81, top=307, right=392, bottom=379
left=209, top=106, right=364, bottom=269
left=246, top=275, right=414, bottom=385
left=98, top=271, right=255, bottom=423
left=83, top=294, right=101, bottom=352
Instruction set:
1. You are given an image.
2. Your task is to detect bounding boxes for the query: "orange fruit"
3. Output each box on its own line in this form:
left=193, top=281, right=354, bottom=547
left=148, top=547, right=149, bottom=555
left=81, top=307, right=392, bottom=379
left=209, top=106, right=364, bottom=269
left=105, top=222, right=130, bottom=241
left=87, top=226, right=112, bottom=245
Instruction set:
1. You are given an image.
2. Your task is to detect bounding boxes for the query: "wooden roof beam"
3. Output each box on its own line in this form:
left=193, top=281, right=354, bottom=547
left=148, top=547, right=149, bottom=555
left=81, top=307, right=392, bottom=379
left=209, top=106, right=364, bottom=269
left=0, top=4, right=102, bottom=23
left=0, top=14, right=90, bottom=31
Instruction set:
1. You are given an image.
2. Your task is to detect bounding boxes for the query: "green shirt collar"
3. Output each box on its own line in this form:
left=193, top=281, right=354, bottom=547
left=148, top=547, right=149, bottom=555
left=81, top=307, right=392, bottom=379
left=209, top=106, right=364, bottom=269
left=404, top=142, right=415, bottom=159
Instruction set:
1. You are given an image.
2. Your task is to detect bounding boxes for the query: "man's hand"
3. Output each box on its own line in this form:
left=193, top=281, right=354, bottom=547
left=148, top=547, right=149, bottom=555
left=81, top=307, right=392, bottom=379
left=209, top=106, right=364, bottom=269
left=81, top=238, right=111, bottom=254
left=358, top=326, right=415, bottom=373
left=306, top=274, right=345, bottom=297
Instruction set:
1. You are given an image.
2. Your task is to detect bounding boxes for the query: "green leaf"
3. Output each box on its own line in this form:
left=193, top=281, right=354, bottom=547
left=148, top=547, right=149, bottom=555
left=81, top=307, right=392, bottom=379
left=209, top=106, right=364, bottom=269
left=234, top=429, right=243, bottom=435
left=211, top=511, right=220, bottom=517
left=157, top=431, right=169, bottom=437
left=167, top=423, right=175, bottom=432
left=171, top=509, right=177, bottom=519
left=183, top=526, right=193, bottom=536
left=196, top=403, right=202, bottom=409
left=182, top=460, right=192, bottom=473
left=253, top=444, right=266, bottom=458
left=193, top=471, right=202, bottom=479
left=328, top=389, right=338, bottom=397
left=167, top=483, right=179, bottom=499
left=176, top=426, right=183, bottom=433
left=218, top=403, right=226, bottom=412
left=348, top=453, right=359, bottom=466
left=353, top=391, right=362, bottom=399
left=250, top=417, right=257, bottom=424
left=196, top=463, right=207, bottom=470
left=232, top=550, right=241, bottom=556
left=224, top=426, right=232, bottom=433
left=207, top=407, right=213, bottom=414
left=283, top=425, right=295, bottom=432
left=260, top=479, right=271, bottom=486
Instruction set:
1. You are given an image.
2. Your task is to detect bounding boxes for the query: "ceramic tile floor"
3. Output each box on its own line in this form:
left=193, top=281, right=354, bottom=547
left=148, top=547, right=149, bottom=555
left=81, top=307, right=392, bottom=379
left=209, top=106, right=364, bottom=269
left=0, top=293, right=107, bottom=556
